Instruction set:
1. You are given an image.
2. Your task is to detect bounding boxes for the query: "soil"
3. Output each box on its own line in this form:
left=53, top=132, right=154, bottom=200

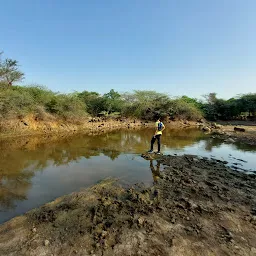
left=0, top=153, right=255, bottom=256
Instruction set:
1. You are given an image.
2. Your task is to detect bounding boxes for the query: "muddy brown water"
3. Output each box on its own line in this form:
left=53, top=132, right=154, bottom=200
left=0, top=127, right=255, bottom=224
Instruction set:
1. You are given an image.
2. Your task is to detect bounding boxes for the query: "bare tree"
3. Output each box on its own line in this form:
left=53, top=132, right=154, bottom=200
left=0, top=53, right=24, bottom=86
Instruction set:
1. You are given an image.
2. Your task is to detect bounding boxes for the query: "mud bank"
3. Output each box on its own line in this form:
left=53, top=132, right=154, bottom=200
left=0, top=115, right=199, bottom=139
left=0, top=117, right=148, bottom=139
left=0, top=154, right=255, bottom=256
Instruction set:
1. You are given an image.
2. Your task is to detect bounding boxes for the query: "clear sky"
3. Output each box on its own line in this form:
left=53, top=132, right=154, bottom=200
left=1, top=0, right=255, bottom=99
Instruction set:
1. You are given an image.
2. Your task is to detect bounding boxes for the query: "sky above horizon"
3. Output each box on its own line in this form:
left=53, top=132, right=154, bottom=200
left=1, top=0, right=255, bottom=99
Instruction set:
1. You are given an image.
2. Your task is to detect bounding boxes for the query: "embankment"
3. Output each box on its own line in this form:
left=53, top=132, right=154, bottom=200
left=0, top=116, right=147, bottom=138
left=0, top=115, right=199, bottom=139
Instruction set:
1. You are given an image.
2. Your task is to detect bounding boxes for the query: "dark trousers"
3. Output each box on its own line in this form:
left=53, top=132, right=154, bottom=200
left=150, top=134, right=161, bottom=152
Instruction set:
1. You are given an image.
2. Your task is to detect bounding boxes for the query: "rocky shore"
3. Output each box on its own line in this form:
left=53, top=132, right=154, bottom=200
left=199, top=121, right=256, bottom=146
left=0, top=153, right=255, bottom=256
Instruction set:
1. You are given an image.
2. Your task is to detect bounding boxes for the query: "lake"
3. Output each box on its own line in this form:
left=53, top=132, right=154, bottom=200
left=0, top=127, right=255, bottom=224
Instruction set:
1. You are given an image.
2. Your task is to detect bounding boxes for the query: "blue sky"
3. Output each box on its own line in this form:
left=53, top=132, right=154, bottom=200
left=1, top=0, right=255, bottom=99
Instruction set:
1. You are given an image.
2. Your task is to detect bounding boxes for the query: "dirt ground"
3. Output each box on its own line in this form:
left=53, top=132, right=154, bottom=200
left=0, top=153, right=255, bottom=256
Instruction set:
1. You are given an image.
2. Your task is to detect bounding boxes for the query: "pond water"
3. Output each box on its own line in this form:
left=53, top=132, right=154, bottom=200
left=0, top=127, right=255, bottom=224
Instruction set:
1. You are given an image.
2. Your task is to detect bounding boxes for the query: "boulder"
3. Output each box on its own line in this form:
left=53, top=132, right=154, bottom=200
left=225, top=138, right=236, bottom=143
left=202, top=126, right=211, bottom=132
left=211, top=123, right=222, bottom=129
left=234, top=127, right=245, bottom=132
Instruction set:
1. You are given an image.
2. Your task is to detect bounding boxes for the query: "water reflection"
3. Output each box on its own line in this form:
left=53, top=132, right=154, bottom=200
left=0, top=127, right=255, bottom=224
left=0, top=170, right=33, bottom=209
left=149, top=160, right=161, bottom=184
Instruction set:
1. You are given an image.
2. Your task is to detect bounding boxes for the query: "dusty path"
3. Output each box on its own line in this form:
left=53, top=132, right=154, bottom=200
left=0, top=153, right=255, bottom=256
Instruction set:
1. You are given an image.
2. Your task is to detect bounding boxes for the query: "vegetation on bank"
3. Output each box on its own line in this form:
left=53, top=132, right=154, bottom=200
left=0, top=52, right=255, bottom=122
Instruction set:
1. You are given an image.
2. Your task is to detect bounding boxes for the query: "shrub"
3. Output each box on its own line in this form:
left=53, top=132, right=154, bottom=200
left=168, top=99, right=203, bottom=120
left=0, top=87, right=35, bottom=118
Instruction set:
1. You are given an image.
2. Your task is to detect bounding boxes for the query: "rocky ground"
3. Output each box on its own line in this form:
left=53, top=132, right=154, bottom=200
left=212, top=130, right=256, bottom=146
left=0, top=153, right=255, bottom=256
left=198, top=121, right=256, bottom=146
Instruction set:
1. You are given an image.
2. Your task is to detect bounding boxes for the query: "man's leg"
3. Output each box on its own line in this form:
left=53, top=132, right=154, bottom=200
left=150, top=136, right=156, bottom=151
left=156, top=135, right=161, bottom=152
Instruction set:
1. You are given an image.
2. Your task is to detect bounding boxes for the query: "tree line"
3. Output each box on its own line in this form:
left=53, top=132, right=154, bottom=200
left=0, top=52, right=255, bottom=122
left=182, top=93, right=256, bottom=121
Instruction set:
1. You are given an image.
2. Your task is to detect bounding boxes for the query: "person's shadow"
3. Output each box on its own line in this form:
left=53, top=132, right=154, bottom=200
left=150, top=159, right=161, bottom=184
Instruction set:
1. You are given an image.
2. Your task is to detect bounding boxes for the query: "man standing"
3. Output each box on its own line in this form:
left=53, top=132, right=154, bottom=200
left=148, top=117, right=165, bottom=154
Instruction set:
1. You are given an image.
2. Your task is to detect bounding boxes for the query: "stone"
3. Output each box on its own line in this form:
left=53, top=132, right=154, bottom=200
left=234, top=127, right=245, bottom=132
left=44, top=240, right=50, bottom=246
left=202, top=126, right=211, bottom=132
left=250, top=216, right=256, bottom=225
left=138, top=217, right=145, bottom=225
left=101, top=230, right=108, bottom=237
left=251, top=248, right=256, bottom=254
left=225, top=138, right=235, bottom=143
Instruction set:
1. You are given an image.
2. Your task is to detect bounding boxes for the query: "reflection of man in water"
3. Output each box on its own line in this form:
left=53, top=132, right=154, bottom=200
left=150, top=160, right=161, bottom=183
left=148, top=117, right=165, bottom=154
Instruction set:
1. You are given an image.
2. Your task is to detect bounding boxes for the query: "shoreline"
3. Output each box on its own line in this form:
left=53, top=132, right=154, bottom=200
left=0, top=118, right=147, bottom=139
left=1, top=115, right=256, bottom=145
left=0, top=118, right=200, bottom=140
left=1, top=119, right=256, bottom=152
left=0, top=153, right=255, bottom=255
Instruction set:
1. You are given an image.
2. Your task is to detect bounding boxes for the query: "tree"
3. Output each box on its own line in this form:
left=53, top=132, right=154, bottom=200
left=181, top=96, right=205, bottom=112
left=103, top=89, right=123, bottom=114
left=203, top=93, right=218, bottom=120
left=204, top=93, right=217, bottom=105
left=0, top=54, right=24, bottom=86
left=239, top=93, right=256, bottom=116
left=77, top=91, right=102, bottom=115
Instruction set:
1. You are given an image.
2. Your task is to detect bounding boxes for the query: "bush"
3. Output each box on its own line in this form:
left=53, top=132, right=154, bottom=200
left=0, top=86, right=87, bottom=121
left=45, top=94, right=87, bottom=120
left=0, top=86, right=206, bottom=122
left=0, top=87, right=35, bottom=118
left=168, top=99, right=203, bottom=120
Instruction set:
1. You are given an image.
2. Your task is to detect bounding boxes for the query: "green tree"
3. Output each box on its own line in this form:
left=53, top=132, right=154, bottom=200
left=103, top=89, right=123, bottom=114
left=167, top=99, right=203, bottom=120
left=203, top=93, right=218, bottom=120
left=77, top=91, right=107, bottom=116
left=181, top=96, right=205, bottom=114
left=239, top=93, right=256, bottom=116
